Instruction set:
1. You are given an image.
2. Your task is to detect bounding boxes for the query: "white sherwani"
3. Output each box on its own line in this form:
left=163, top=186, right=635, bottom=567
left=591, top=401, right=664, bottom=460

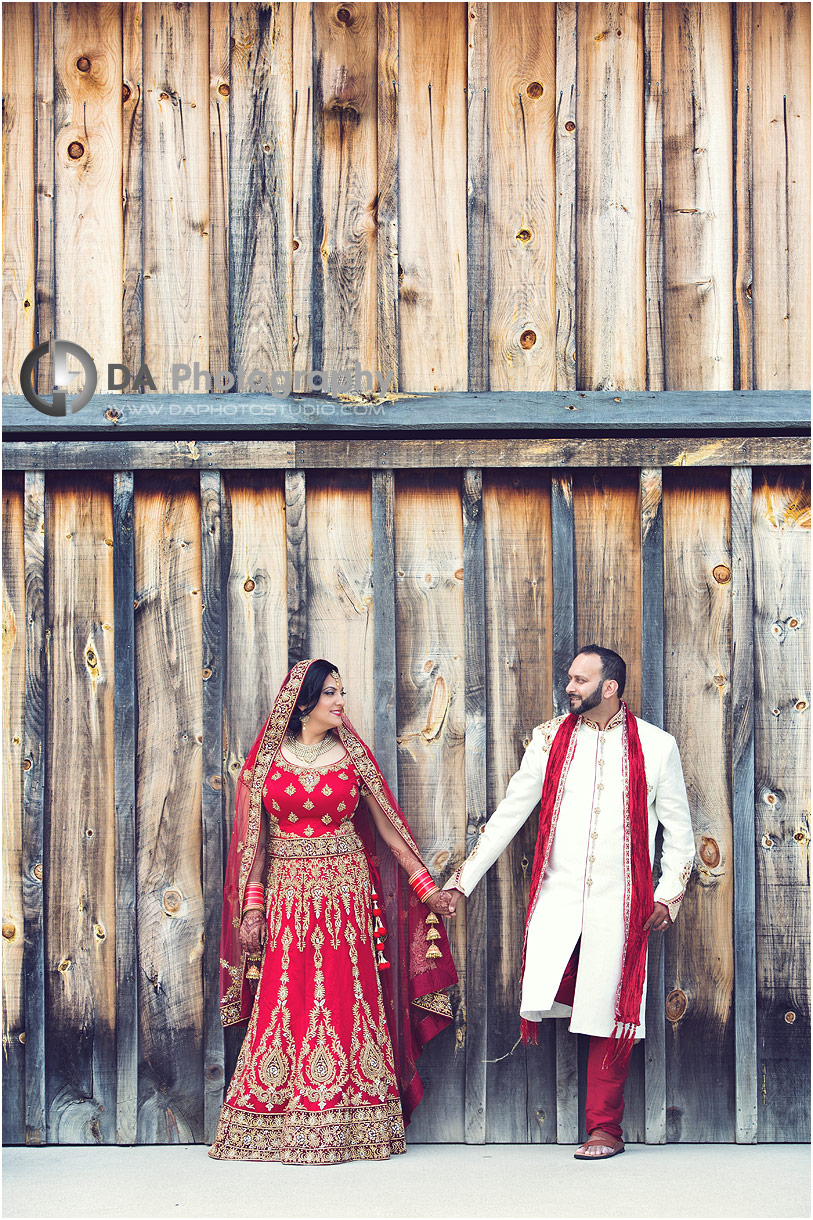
left=448, top=709, right=696, bottom=1038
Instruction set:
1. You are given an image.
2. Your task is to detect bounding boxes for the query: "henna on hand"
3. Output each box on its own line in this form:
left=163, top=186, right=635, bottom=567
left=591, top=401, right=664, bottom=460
left=240, top=909, right=266, bottom=953
left=425, top=889, right=454, bottom=917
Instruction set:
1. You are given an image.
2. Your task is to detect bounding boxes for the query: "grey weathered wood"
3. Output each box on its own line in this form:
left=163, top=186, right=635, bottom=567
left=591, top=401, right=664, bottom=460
left=371, top=471, right=398, bottom=795
left=122, top=4, right=144, bottom=386
left=113, top=472, right=137, bottom=1145
left=733, top=4, right=754, bottom=391
left=640, top=468, right=666, bottom=1143
left=376, top=2, right=399, bottom=392
left=462, top=470, right=488, bottom=1143
left=555, top=1, right=577, bottom=390
left=730, top=466, right=757, bottom=1143
left=3, top=391, right=809, bottom=434
left=22, top=471, right=46, bottom=1144
left=200, top=471, right=226, bottom=1142
left=550, top=474, right=575, bottom=717
left=644, top=4, right=665, bottom=391
left=33, top=4, right=54, bottom=401
left=285, top=470, right=307, bottom=668
left=555, top=1020, right=579, bottom=1143
left=4, top=435, right=809, bottom=474
left=467, top=3, right=489, bottom=393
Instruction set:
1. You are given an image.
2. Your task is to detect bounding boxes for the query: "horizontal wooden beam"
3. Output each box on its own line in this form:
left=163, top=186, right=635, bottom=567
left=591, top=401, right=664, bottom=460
left=3, top=435, right=808, bottom=471
left=2, top=389, right=809, bottom=435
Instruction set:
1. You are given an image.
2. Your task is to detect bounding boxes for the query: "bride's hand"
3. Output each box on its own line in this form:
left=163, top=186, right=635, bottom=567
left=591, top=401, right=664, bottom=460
left=425, top=888, right=455, bottom=918
left=240, top=909, right=266, bottom=954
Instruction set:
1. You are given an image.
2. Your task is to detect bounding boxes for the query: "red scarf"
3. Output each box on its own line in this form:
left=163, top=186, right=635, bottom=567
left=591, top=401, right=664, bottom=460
left=519, top=704, right=653, bottom=1059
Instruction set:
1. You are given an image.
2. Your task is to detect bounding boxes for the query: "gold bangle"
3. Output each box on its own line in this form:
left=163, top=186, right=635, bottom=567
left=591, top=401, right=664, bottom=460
left=242, top=904, right=265, bottom=915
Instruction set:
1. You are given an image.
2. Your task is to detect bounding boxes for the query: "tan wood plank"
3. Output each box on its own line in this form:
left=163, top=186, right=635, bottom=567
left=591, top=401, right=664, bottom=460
left=733, top=4, right=755, bottom=390
left=292, top=2, right=315, bottom=376
left=488, top=4, right=556, bottom=390
left=45, top=473, right=117, bottom=1142
left=663, top=4, right=734, bottom=389
left=2, top=475, right=26, bottom=1141
left=305, top=471, right=375, bottom=745
left=142, top=4, right=209, bottom=386
left=663, top=469, right=735, bottom=1140
left=466, top=1, right=488, bottom=392
left=377, top=2, right=400, bottom=391
left=34, top=4, right=55, bottom=401
left=208, top=3, right=231, bottom=378
left=393, top=470, right=465, bottom=1140
left=643, top=3, right=664, bottom=391
left=576, top=3, right=646, bottom=390
left=2, top=5, right=35, bottom=394
left=555, top=1, right=577, bottom=391
left=122, top=3, right=144, bottom=385
left=134, top=473, right=204, bottom=1141
left=398, top=4, right=468, bottom=391
left=53, top=4, right=123, bottom=387
left=752, top=470, right=810, bottom=1140
left=752, top=4, right=811, bottom=388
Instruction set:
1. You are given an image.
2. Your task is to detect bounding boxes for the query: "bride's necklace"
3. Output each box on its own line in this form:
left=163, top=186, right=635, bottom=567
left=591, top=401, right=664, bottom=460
left=283, top=729, right=335, bottom=764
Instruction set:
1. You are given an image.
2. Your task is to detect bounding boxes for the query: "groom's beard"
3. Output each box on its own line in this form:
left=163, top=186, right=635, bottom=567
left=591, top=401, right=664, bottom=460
left=568, top=684, right=603, bottom=715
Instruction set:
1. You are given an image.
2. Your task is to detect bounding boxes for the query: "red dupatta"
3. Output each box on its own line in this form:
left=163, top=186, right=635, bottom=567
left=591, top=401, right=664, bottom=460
left=217, top=659, right=458, bottom=1123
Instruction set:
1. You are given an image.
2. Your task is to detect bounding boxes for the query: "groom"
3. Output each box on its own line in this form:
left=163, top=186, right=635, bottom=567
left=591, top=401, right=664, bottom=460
left=446, top=645, right=695, bottom=1159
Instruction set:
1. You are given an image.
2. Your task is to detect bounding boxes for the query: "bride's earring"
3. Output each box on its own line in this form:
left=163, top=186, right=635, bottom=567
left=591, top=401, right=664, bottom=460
left=300, top=712, right=310, bottom=726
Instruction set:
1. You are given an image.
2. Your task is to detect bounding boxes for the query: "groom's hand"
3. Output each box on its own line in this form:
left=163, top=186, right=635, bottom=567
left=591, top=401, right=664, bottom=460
left=643, top=901, right=672, bottom=932
left=445, top=886, right=465, bottom=917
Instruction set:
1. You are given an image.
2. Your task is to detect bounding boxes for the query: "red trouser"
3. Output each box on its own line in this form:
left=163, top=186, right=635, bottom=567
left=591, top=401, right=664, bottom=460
left=554, top=941, right=631, bottom=1141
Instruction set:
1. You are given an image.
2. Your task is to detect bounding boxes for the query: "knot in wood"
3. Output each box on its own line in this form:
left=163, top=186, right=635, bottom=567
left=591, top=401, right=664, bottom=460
left=122, top=83, right=131, bottom=103
left=23, top=758, right=32, bottom=771
left=761, top=833, right=774, bottom=849
left=665, top=989, right=688, bottom=1022
left=785, top=1011, right=796, bottom=1024
left=218, top=83, right=230, bottom=97
left=565, top=120, right=576, bottom=133
left=243, top=578, right=255, bottom=593
left=526, top=81, right=543, bottom=98
left=699, top=836, right=720, bottom=867
left=76, top=56, right=91, bottom=73
left=795, top=700, right=808, bottom=712
left=104, top=408, right=121, bottom=422
left=162, top=890, right=182, bottom=915
left=712, top=673, right=726, bottom=688
left=210, top=775, right=223, bottom=790
left=520, top=330, right=537, bottom=349
left=2, top=921, right=16, bottom=941
left=788, top=618, right=800, bottom=629
left=57, top=958, right=72, bottom=973
left=94, top=923, right=106, bottom=940
left=202, top=667, right=212, bottom=680
left=764, top=791, right=778, bottom=806
left=33, top=864, right=43, bottom=881
left=712, top=564, right=731, bottom=584
left=68, top=141, right=85, bottom=160
left=205, top=1065, right=223, bottom=1081
left=336, top=6, right=352, bottom=24
left=516, top=228, right=532, bottom=243
left=18, top=1032, right=25, bottom=1044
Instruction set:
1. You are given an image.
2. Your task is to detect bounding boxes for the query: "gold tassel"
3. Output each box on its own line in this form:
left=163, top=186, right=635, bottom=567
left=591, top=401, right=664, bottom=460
left=246, top=953, right=261, bottom=982
left=426, top=927, right=441, bottom=942
left=425, top=909, right=442, bottom=960
left=425, top=945, right=442, bottom=961
left=425, top=911, right=439, bottom=925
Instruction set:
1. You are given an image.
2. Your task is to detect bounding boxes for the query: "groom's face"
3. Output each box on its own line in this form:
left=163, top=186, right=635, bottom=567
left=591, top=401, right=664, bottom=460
left=565, top=653, right=605, bottom=715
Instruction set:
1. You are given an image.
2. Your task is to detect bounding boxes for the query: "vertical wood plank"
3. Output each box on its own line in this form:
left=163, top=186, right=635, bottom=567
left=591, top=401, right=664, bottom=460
left=208, top=4, right=230, bottom=378
left=45, top=473, right=117, bottom=1143
left=200, top=471, right=225, bottom=1142
left=662, top=3, right=734, bottom=390
left=122, top=3, right=144, bottom=388
left=22, top=472, right=46, bottom=1145
left=285, top=470, right=308, bottom=670
left=488, top=4, right=556, bottom=392
left=371, top=471, right=398, bottom=787
left=576, top=2, right=646, bottom=391
left=292, top=2, right=315, bottom=376
left=2, top=4, right=35, bottom=393
left=462, top=470, right=487, bottom=1143
left=752, top=470, right=810, bottom=1141
left=730, top=466, right=757, bottom=1143
left=663, top=470, right=734, bottom=1141
left=2, top=475, right=26, bottom=1142
left=733, top=4, right=754, bottom=391
left=376, top=2, right=399, bottom=391
left=313, top=2, right=377, bottom=371
left=135, top=473, right=204, bottom=1143
left=143, top=4, right=209, bottom=384
left=554, top=1, right=577, bottom=391
left=394, top=471, right=465, bottom=1141
left=640, top=468, right=666, bottom=1143
left=467, top=1, right=489, bottom=392
left=34, top=4, right=55, bottom=400
left=398, top=4, right=468, bottom=391
left=113, top=472, right=137, bottom=1145
left=53, top=4, right=123, bottom=382
left=483, top=470, right=557, bottom=1144
left=306, top=472, right=374, bottom=744
left=752, top=4, right=811, bottom=389
left=643, top=3, right=664, bottom=391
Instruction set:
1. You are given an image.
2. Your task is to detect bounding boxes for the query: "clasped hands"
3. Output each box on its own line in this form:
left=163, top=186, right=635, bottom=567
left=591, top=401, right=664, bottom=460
left=442, top=891, right=673, bottom=931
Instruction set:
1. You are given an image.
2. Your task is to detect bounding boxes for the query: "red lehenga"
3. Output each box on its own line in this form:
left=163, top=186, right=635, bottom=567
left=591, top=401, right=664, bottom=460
left=209, top=661, right=458, bottom=1165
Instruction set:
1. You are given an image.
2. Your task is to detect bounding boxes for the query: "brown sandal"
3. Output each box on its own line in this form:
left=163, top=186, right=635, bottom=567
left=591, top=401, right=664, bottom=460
left=573, top=1129, right=625, bottom=1160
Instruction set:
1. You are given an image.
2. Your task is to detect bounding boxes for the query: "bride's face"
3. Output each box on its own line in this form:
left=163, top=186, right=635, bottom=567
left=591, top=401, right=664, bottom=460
left=302, top=673, right=345, bottom=734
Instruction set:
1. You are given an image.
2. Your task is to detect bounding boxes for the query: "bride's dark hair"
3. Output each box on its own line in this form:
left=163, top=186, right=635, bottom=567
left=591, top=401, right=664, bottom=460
left=288, top=659, right=341, bottom=735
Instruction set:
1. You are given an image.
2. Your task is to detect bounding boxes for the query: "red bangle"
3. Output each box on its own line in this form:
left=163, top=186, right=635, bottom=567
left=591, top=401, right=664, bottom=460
left=408, top=868, right=439, bottom=903
left=243, top=885, right=265, bottom=913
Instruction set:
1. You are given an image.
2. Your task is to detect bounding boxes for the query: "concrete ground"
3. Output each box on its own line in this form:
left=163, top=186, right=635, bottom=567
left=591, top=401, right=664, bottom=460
left=2, top=1142, right=809, bottom=1220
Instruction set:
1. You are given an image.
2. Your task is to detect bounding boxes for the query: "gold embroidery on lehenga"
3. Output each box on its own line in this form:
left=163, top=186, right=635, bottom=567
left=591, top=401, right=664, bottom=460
left=412, top=991, right=453, bottom=1019
left=208, top=1098, right=406, bottom=1164
left=296, top=927, right=350, bottom=1108
left=344, top=923, right=398, bottom=1102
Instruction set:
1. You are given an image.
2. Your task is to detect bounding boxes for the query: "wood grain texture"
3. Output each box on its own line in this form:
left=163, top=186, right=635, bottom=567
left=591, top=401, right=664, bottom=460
left=134, top=474, right=204, bottom=1143
left=208, top=3, right=230, bottom=377
left=371, top=470, right=398, bottom=789
left=2, top=4, right=35, bottom=394
left=752, top=470, right=810, bottom=1141
left=230, top=3, right=292, bottom=376
left=34, top=4, right=55, bottom=400
left=550, top=474, right=575, bottom=716
left=730, top=466, right=757, bottom=1143
left=285, top=469, right=308, bottom=669
left=467, top=2, right=489, bottom=393
left=142, top=4, right=209, bottom=383
left=643, top=3, right=664, bottom=391
left=488, top=4, right=556, bottom=391
left=733, top=4, right=754, bottom=391
left=53, top=4, right=123, bottom=383
left=482, top=470, right=557, bottom=1143
left=662, top=3, right=733, bottom=390
left=2, top=475, right=26, bottom=1143
left=313, top=2, right=377, bottom=371
left=377, top=2, right=400, bottom=391
left=45, top=473, right=117, bottom=1143
left=398, top=4, right=468, bottom=391
left=22, top=473, right=46, bottom=1144
left=576, top=2, right=646, bottom=390
left=122, top=3, right=144, bottom=386
left=113, top=472, right=138, bottom=1145
left=573, top=470, right=642, bottom=713
left=555, top=2, right=577, bottom=390
left=394, top=471, right=465, bottom=1141
left=752, top=4, right=811, bottom=389
left=663, top=469, right=734, bottom=1142
left=305, top=471, right=374, bottom=744
left=292, top=1, right=315, bottom=375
